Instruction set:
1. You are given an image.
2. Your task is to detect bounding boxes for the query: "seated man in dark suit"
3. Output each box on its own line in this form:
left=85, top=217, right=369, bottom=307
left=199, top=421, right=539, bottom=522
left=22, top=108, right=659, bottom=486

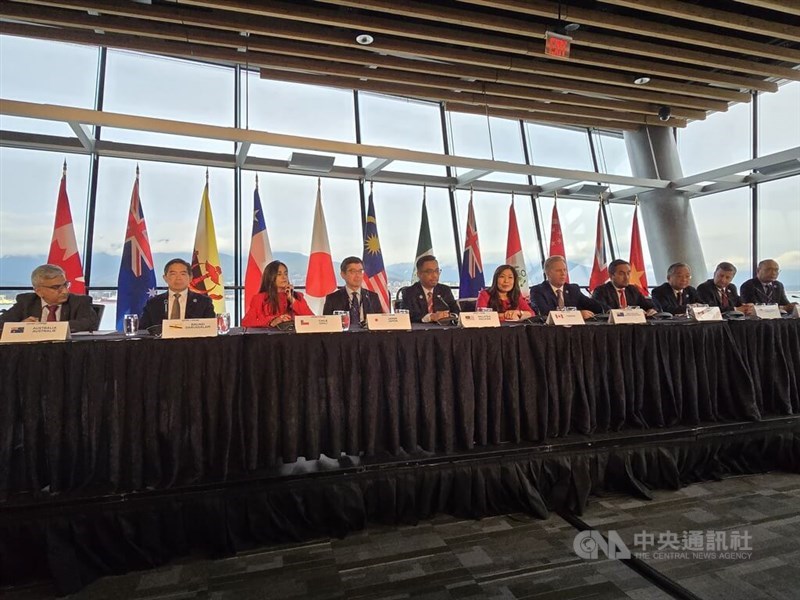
left=139, top=258, right=215, bottom=330
left=402, top=254, right=459, bottom=323
left=323, top=256, right=383, bottom=328
left=696, top=261, right=753, bottom=315
left=592, top=259, right=657, bottom=315
left=0, top=264, right=98, bottom=332
left=529, top=255, right=603, bottom=319
left=651, top=262, right=700, bottom=315
left=740, top=259, right=797, bottom=312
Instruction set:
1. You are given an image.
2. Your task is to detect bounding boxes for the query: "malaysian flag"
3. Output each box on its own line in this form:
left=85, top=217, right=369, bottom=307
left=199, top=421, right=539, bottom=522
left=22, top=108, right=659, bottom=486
left=458, top=195, right=485, bottom=298
left=362, top=189, right=390, bottom=312
left=116, top=166, right=156, bottom=330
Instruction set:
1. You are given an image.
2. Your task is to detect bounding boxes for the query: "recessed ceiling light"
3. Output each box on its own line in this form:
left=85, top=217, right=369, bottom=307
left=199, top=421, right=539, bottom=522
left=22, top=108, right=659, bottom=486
left=356, top=34, right=374, bottom=45
left=634, top=76, right=651, bottom=85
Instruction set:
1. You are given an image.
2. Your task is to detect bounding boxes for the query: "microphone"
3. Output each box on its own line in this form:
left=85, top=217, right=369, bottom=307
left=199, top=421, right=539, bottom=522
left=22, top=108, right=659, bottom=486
left=164, top=297, right=169, bottom=317
left=434, top=293, right=457, bottom=324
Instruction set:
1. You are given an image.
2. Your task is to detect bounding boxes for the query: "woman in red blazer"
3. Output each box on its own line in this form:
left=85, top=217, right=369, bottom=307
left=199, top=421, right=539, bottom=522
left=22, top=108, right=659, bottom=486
left=476, top=264, right=535, bottom=322
left=242, top=260, right=314, bottom=327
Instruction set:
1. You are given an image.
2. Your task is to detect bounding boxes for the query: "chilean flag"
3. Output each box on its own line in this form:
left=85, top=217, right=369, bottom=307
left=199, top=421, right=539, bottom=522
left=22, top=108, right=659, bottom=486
left=549, top=199, right=568, bottom=283
left=244, top=181, right=273, bottom=311
left=588, top=203, right=609, bottom=292
left=458, top=196, right=485, bottom=298
left=303, top=180, right=336, bottom=315
left=505, top=197, right=529, bottom=298
left=47, top=161, right=86, bottom=294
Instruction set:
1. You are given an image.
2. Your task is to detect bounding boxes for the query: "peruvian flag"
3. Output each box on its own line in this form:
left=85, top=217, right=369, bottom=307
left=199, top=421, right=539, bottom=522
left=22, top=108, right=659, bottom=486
left=303, top=180, right=337, bottom=315
left=549, top=198, right=568, bottom=283
left=505, top=197, right=529, bottom=298
left=244, top=179, right=273, bottom=311
left=588, top=203, right=609, bottom=292
left=47, top=161, right=86, bottom=294
left=629, top=204, right=650, bottom=296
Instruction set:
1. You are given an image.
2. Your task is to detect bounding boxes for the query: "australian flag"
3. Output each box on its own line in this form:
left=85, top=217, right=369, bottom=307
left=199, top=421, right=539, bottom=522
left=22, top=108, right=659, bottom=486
left=116, top=169, right=156, bottom=331
left=362, top=191, right=391, bottom=312
left=458, top=197, right=485, bottom=298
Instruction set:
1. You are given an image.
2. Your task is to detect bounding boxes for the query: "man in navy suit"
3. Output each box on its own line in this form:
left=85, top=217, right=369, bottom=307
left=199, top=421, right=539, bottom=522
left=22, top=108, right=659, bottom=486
left=139, top=258, right=215, bottom=330
left=323, top=256, right=383, bottom=328
left=529, top=255, right=602, bottom=319
left=696, top=261, right=753, bottom=315
left=740, top=259, right=796, bottom=312
left=592, top=259, right=657, bottom=315
left=0, top=264, right=98, bottom=332
left=402, top=255, right=459, bottom=323
left=651, top=262, right=700, bottom=315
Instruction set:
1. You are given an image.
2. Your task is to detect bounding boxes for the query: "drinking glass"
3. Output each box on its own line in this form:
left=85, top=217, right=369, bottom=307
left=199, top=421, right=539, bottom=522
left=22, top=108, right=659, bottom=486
left=123, top=313, right=139, bottom=336
left=216, top=312, right=231, bottom=335
left=333, top=310, right=350, bottom=331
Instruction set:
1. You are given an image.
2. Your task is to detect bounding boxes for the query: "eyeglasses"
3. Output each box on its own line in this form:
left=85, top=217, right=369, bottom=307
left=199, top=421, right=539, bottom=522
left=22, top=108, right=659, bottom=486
left=38, top=281, right=70, bottom=291
left=419, top=268, right=442, bottom=275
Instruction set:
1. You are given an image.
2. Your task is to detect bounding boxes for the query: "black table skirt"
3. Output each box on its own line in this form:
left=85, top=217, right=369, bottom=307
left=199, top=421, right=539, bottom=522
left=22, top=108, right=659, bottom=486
left=1, top=320, right=796, bottom=498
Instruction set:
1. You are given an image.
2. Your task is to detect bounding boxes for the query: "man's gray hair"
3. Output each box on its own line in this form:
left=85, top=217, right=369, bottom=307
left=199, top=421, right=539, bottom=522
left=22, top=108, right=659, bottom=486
left=31, top=264, right=66, bottom=287
left=544, top=255, right=567, bottom=272
left=666, top=262, right=690, bottom=277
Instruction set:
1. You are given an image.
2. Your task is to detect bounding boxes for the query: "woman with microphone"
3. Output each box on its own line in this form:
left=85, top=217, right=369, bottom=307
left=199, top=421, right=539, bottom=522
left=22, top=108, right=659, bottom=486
left=241, top=260, right=313, bottom=327
left=477, top=264, right=535, bottom=322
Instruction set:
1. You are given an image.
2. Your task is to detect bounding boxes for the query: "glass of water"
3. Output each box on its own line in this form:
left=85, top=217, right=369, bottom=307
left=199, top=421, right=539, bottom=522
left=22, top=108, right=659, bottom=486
left=216, top=312, right=231, bottom=335
left=333, top=310, right=350, bottom=331
left=123, top=313, right=138, bottom=336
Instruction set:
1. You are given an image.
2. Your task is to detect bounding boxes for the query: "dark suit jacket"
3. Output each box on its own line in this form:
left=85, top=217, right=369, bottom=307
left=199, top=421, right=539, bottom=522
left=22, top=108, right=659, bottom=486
left=529, top=281, right=603, bottom=316
left=696, top=279, right=743, bottom=312
left=322, top=288, right=383, bottom=317
left=651, top=283, right=700, bottom=315
left=0, top=292, right=98, bottom=332
left=139, top=290, right=215, bottom=330
left=592, top=281, right=655, bottom=312
left=740, top=277, right=790, bottom=306
left=402, top=282, right=460, bottom=323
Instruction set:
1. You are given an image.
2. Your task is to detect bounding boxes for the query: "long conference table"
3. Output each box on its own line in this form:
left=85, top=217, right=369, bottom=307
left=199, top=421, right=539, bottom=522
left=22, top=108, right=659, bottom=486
left=1, top=318, right=798, bottom=500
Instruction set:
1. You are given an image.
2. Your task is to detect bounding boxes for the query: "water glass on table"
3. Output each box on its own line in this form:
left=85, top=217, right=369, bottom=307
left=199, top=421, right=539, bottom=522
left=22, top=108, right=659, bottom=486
left=333, top=310, right=350, bottom=331
left=216, top=312, right=231, bottom=335
left=123, top=313, right=139, bottom=336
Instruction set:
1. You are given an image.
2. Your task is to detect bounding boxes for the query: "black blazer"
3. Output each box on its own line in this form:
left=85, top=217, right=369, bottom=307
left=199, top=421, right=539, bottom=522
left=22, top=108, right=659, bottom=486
left=739, top=277, right=790, bottom=306
left=402, top=282, right=459, bottom=323
left=0, top=292, right=98, bottom=332
left=696, top=279, right=743, bottom=313
left=651, top=283, right=699, bottom=315
left=592, top=281, right=655, bottom=312
left=322, top=288, right=383, bottom=317
left=529, top=281, right=603, bottom=316
left=139, top=290, right=215, bottom=330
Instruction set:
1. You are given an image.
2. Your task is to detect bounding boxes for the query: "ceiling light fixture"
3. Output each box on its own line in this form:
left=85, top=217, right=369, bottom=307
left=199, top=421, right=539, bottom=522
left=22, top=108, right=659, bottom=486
left=633, top=76, right=651, bottom=85
left=355, top=34, right=374, bottom=46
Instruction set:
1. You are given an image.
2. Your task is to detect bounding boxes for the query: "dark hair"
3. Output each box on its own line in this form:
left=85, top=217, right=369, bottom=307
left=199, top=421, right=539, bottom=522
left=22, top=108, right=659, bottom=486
left=486, top=264, right=522, bottom=312
left=258, top=260, right=288, bottom=313
left=416, top=254, right=437, bottom=271
left=163, top=258, right=191, bottom=275
left=715, top=261, right=737, bottom=275
left=608, top=259, right=630, bottom=275
left=340, top=256, right=363, bottom=273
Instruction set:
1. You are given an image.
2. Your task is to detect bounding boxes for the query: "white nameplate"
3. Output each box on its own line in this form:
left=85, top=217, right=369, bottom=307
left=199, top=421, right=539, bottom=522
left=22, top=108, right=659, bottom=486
left=689, top=305, right=723, bottom=322
left=162, top=318, right=218, bottom=338
left=546, top=310, right=586, bottom=326
left=608, top=308, right=647, bottom=324
left=295, top=315, right=343, bottom=334
left=0, top=321, right=71, bottom=343
left=366, top=313, right=412, bottom=331
left=791, top=304, right=800, bottom=319
left=753, top=304, right=781, bottom=320
left=460, top=311, right=501, bottom=328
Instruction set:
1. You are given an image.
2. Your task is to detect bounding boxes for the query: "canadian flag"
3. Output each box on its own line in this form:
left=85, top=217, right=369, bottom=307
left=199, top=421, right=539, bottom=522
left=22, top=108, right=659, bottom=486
left=303, top=181, right=337, bottom=315
left=549, top=198, right=568, bottom=283
left=588, top=203, right=609, bottom=292
left=47, top=161, right=86, bottom=294
left=505, top=197, right=529, bottom=297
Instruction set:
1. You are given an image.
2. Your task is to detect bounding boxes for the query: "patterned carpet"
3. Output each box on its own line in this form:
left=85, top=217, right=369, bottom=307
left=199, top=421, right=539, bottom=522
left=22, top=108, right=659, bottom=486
left=3, top=472, right=799, bottom=600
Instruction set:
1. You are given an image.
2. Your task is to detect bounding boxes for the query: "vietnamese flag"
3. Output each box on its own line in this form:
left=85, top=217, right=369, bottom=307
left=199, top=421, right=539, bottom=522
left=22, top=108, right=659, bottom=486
left=303, top=179, right=336, bottom=315
left=47, top=160, right=86, bottom=294
left=629, top=204, right=650, bottom=296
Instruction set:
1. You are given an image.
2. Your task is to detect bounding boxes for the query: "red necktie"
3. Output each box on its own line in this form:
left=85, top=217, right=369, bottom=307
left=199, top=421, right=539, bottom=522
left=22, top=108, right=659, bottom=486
left=426, top=291, right=434, bottom=313
left=46, top=305, right=58, bottom=322
left=618, top=289, right=627, bottom=308
left=720, top=288, right=729, bottom=308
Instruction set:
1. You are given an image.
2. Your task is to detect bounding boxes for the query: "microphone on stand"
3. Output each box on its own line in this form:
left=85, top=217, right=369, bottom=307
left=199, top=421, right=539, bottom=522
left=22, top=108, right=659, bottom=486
left=434, top=293, right=457, bottom=325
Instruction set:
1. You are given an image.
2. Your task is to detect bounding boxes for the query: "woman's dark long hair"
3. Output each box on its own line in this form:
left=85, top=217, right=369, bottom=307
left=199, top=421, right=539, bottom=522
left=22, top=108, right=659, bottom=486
left=486, top=264, right=521, bottom=312
left=258, top=260, right=288, bottom=313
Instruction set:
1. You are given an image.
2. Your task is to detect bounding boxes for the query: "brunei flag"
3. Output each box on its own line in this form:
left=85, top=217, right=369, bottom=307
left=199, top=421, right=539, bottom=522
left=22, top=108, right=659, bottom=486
left=190, top=171, right=226, bottom=313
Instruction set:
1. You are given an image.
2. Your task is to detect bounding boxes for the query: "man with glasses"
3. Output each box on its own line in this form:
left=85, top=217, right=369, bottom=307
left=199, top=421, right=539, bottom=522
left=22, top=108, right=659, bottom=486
left=740, top=259, right=796, bottom=312
left=323, top=256, right=383, bottom=328
left=0, top=264, right=98, bottom=332
left=402, top=254, right=459, bottom=323
left=139, top=258, right=215, bottom=330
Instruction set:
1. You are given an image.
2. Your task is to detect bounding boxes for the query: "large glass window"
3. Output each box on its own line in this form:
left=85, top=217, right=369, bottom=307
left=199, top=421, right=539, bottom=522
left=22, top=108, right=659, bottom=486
left=536, top=197, right=600, bottom=286
left=757, top=178, right=800, bottom=295
left=0, top=148, right=91, bottom=288
left=593, top=131, right=632, bottom=176
left=0, top=35, right=98, bottom=137
left=758, top=82, right=800, bottom=157
left=606, top=203, right=657, bottom=287
left=525, top=124, right=593, bottom=181
left=678, top=101, right=752, bottom=175
left=447, top=112, right=526, bottom=183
